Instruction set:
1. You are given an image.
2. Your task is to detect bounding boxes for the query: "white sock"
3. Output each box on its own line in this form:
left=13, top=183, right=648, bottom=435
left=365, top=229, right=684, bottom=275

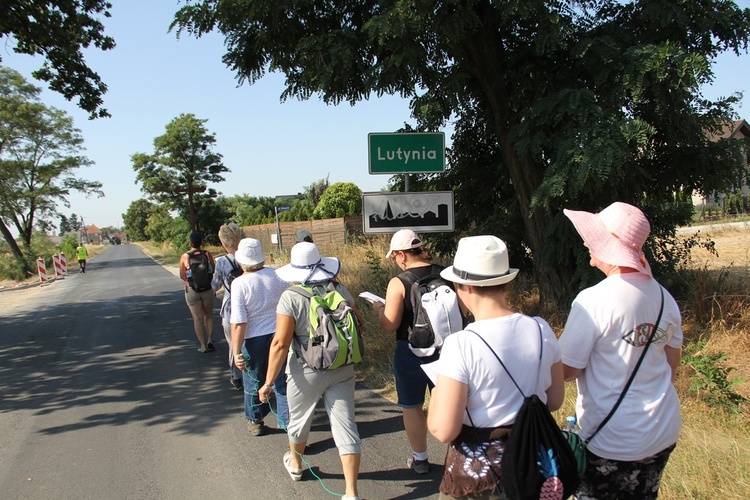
left=413, top=450, right=428, bottom=461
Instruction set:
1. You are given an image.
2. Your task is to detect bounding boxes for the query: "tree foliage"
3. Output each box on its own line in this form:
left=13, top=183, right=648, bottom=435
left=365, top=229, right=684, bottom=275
left=173, top=0, right=750, bottom=305
left=0, top=66, right=102, bottom=269
left=122, top=198, right=153, bottom=241
left=132, top=113, right=228, bottom=233
left=0, top=1, right=116, bottom=118
left=313, top=182, right=362, bottom=219
left=303, top=176, right=330, bottom=207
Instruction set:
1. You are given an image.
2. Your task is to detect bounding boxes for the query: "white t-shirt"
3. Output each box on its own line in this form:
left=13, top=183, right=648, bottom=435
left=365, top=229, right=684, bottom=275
left=436, top=313, right=561, bottom=428
left=229, top=267, right=288, bottom=338
left=559, top=273, right=682, bottom=461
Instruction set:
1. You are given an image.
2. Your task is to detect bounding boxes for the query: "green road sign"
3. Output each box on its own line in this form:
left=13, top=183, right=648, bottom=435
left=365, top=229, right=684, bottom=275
left=368, top=132, right=445, bottom=174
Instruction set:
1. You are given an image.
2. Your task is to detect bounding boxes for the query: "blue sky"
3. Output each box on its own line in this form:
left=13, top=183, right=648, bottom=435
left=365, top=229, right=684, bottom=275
left=3, top=0, right=749, bottom=230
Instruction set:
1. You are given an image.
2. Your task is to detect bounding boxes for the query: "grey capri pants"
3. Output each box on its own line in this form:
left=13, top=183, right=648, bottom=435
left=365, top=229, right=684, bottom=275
left=285, top=358, right=361, bottom=456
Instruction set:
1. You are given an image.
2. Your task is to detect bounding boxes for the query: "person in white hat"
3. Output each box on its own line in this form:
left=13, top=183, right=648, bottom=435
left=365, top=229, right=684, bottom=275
left=259, top=242, right=363, bottom=500
left=229, top=238, right=289, bottom=437
left=425, top=235, right=565, bottom=499
left=559, top=202, right=683, bottom=499
left=374, top=229, right=449, bottom=475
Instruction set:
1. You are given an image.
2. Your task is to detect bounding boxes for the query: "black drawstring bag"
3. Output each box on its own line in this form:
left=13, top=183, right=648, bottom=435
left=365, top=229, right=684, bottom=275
left=469, top=324, right=579, bottom=500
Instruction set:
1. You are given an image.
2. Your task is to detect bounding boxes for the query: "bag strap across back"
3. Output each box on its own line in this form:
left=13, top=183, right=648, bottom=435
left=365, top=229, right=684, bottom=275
left=584, top=286, right=665, bottom=445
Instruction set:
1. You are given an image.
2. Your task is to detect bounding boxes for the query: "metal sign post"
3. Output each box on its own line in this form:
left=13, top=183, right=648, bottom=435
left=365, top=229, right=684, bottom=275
left=275, top=206, right=291, bottom=251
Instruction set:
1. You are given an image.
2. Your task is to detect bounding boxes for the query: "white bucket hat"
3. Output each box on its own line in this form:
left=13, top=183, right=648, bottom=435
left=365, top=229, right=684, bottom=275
left=276, top=242, right=341, bottom=284
left=440, top=235, right=519, bottom=286
left=563, top=201, right=652, bottom=277
left=385, top=229, right=424, bottom=259
left=235, top=238, right=265, bottom=266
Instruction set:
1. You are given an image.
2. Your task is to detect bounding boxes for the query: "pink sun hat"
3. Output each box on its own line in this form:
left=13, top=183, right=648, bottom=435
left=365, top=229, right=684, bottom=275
left=563, top=202, right=652, bottom=277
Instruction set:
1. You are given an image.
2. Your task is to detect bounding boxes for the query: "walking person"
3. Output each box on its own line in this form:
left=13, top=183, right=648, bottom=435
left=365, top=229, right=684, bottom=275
left=179, top=231, right=216, bottom=353
left=211, top=222, right=244, bottom=390
left=259, top=242, right=363, bottom=500
left=426, top=235, right=565, bottom=499
left=76, top=242, right=88, bottom=273
left=230, top=238, right=289, bottom=435
left=559, top=202, right=683, bottom=500
left=372, top=229, right=449, bottom=474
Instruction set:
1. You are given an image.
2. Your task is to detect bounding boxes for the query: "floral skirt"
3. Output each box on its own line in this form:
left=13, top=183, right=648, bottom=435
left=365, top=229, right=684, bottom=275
left=575, top=443, right=676, bottom=500
left=440, top=425, right=512, bottom=499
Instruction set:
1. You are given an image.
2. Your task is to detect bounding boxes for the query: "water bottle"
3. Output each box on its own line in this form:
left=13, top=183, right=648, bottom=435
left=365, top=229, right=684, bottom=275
left=186, top=268, right=193, bottom=284
left=564, top=415, right=577, bottom=433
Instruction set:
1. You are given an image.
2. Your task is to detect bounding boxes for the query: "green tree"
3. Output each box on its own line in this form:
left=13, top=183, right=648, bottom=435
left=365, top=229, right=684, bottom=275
left=132, top=113, right=228, bottom=233
left=173, top=1, right=750, bottom=304
left=0, top=67, right=102, bottom=271
left=122, top=198, right=153, bottom=241
left=57, top=213, right=71, bottom=235
left=0, top=1, right=115, bottom=118
left=303, top=176, right=330, bottom=207
left=313, top=182, right=362, bottom=219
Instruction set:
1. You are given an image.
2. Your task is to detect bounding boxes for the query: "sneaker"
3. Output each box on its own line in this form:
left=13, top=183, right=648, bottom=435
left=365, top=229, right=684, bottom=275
left=230, top=377, right=243, bottom=390
left=247, top=420, right=267, bottom=436
left=408, top=456, right=430, bottom=475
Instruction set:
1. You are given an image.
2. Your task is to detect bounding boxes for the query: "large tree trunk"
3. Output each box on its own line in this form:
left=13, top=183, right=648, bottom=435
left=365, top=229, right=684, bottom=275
left=0, top=219, right=31, bottom=275
left=461, top=21, right=574, bottom=307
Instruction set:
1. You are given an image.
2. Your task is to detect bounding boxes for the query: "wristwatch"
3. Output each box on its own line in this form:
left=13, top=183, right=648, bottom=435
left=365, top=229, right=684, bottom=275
left=263, top=383, right=274, bottom=390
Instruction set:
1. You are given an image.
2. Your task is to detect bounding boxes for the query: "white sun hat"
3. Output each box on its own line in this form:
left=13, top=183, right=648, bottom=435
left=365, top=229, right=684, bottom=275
left=563, top=201, right=652, bottom=277
left=440, top=235, right=519, bottom=286
left=275, top=242, right=341, bottom=284
left=235, top=238, right=265, bottom=266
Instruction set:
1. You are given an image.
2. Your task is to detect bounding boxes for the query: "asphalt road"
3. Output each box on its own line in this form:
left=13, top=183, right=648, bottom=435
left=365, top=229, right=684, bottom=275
left=0, top=245, right=446, bottom=499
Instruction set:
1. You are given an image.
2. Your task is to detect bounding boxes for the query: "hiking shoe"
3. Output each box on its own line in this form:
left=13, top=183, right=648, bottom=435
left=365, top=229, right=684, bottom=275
left=230, top=377, right=243, bottom=390
left=408, top=456, right=430, bottom=474
left=247, top=420, right=267, bottom=436
left=206, top=341, right=215, bottom=352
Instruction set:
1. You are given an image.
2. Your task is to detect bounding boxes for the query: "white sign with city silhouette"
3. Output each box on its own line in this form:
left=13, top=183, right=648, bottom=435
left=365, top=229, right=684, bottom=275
left=362, top=191, right=454, bottom=234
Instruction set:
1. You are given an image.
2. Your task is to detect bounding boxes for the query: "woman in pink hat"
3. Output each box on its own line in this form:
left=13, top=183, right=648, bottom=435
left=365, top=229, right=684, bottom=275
left=559, top=202, right=683, bottom=499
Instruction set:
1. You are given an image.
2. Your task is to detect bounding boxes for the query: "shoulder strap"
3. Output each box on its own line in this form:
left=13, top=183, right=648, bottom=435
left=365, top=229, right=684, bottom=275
left=585, top=286, right=665, bottom=444
left=287, top=285, right=313, bottom=299
left=467, top=320, right=543, bottom=399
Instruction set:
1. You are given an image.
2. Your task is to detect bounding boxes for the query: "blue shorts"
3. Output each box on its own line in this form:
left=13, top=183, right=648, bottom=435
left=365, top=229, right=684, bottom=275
left=394, top=340, right=438, bottom=408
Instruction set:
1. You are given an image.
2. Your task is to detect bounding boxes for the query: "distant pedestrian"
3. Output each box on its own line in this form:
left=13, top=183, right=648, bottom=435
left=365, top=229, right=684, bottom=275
left=76, top=243, right=88, bottom=273
left=295, top=230, right=313, bottom=243
left=179, top=231, right=216, bottom=353
left=211, top=222, right=244, bottom=390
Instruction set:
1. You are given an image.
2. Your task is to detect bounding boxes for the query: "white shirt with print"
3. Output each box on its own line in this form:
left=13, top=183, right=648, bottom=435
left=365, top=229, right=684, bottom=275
left=559, top=273, right=682, bottom=461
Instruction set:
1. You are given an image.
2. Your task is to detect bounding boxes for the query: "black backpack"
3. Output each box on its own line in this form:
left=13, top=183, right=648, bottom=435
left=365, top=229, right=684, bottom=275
left=186, top=249, right=213, bottom=292
left=468, top=324, right=579, bottom=500
left=224, top=256, right=243, bottom=293
left=404, top=267, right=463, bottom=357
